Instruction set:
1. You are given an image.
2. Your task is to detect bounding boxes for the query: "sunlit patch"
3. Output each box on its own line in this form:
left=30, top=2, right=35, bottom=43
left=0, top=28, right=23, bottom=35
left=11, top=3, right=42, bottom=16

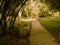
left=53, top=11, right=60, bottom=17
left=20, top=18, right=36, bottom=22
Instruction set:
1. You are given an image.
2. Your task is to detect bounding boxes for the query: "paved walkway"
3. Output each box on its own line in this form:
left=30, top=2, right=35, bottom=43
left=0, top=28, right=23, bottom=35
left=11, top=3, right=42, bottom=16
left=29, top=19, right=59, bottom=45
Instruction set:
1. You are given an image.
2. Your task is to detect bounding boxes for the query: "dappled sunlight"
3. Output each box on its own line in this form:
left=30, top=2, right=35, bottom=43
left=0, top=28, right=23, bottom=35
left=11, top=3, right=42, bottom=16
left=53, top=11, right=60, bottom=17
left=20, top=18, right=36, bottom=21
left=18, top=0, right=54, bottom=19
left=0, top=0, right=60, bottom=45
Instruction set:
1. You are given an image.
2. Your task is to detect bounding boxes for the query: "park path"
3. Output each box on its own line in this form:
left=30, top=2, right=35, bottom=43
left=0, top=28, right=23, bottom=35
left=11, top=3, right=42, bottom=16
left=29, top=19, right=59, bottom=45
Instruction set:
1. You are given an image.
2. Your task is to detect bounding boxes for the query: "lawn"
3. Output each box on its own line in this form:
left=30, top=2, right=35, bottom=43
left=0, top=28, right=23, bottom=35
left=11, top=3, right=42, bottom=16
left=38, top=17, right=60, bottom=42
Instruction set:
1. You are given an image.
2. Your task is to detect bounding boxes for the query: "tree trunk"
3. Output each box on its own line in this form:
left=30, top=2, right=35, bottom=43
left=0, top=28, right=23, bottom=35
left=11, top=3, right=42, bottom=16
left=11, top=0, right=28, bottom=28
left=11, top=16, right=17, bottom=28
left=2, top=12, right=7, bottom=34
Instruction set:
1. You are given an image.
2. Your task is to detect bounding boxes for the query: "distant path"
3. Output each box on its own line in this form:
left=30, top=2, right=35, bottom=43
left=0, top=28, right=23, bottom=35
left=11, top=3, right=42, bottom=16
left=29, top=19, right=59, bottom=45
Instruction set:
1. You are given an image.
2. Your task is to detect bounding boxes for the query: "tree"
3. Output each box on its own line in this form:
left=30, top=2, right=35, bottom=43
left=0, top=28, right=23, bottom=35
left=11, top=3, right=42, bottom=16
left=21, top=0, right=32, bottom=18
left=45, top=0, right=60, bottom=11
left=0, top=0, right=28, bottom=34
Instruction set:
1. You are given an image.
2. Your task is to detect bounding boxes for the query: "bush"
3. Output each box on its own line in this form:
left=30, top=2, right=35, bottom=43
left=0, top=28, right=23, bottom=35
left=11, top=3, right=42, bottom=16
left=19, top=21, right=32, bottom=37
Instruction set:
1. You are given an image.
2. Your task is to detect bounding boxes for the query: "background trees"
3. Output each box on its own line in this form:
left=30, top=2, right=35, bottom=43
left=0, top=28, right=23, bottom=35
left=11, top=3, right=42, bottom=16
left=45, top=0, right=60, bottom=11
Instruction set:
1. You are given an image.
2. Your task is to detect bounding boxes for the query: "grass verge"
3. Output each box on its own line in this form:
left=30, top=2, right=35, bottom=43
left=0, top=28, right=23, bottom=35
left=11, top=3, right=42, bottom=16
left=38, top=17, right=60, bottom=43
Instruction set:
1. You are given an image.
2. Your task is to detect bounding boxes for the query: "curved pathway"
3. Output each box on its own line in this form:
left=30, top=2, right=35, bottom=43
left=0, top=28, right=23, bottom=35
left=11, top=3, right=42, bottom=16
left=29, top=19, right=59, bottom=45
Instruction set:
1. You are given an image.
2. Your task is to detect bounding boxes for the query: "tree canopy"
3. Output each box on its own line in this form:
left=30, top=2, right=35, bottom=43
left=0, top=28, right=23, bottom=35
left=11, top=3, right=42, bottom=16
left=45, top=0, right=60, bottom=11
left=0, top=0, right=28, bottom=34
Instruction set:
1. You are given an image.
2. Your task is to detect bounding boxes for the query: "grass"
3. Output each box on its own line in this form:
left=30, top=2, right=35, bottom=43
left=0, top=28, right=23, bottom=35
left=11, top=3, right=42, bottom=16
left=38, top=17, right=60, bottom=41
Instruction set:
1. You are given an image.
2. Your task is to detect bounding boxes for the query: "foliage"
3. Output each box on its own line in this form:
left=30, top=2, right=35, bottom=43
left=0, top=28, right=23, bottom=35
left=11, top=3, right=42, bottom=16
left=45, top=0, right=60, bottom=11
left=0, top=0, right=28, bottom=34
left=14, top=19, right=32, bottom=37
left=39, top=10, right=49, bottom=17
left=21, top=7, right=27, bottom=18
left=38, top=4, right=52, bottom=17
left=21, top=0, right=32, bottom=18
